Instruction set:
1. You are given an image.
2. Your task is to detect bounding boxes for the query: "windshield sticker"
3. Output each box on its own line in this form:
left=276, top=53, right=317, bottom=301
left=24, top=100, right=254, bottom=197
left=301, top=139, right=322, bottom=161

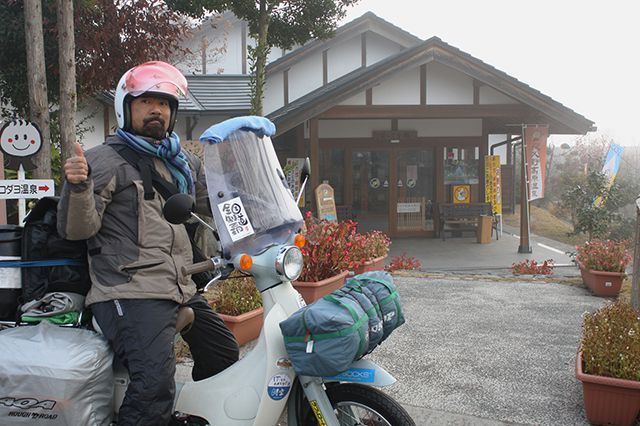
left=267, top=374, right=292, bottom=400
left=217, top=197, right=255, bottom=242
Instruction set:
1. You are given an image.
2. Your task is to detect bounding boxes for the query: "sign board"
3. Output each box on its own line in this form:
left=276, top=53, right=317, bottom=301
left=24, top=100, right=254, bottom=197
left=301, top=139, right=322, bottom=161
left=315, top=183, right=337, bottom=222
left=484, top=155, right=502, bottom=215
left=0, top=119, right=43, bottom=171
left=397, top=202, right=421, bottom=213
left=452, top=185, right=470, bottom=204
left=0, top=179, right=55, bottom=199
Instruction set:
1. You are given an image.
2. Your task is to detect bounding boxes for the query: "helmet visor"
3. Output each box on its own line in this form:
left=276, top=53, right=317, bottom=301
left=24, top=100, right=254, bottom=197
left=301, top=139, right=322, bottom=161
left=125, top=61, right=188, bottom=100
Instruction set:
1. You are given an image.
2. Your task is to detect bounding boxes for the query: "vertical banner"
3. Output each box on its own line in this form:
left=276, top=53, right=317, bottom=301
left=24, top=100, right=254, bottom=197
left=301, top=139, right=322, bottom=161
left=594, top=143, right=624, bottom=207
left=524, top=125, right=549, bottom=201
left=285, top=158, right=306, bottom=208
left=484, top=155, right=502, bottom=215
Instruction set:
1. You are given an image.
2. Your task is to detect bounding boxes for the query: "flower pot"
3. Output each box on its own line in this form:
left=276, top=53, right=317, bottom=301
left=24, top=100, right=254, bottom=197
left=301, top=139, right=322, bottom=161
left=577, top=261, right=625, bottom=297
left=576, top=351, right=640, bottom=426
left=354, top=256, right=387, bottom=275
left=218, top=307, right=264, bottom=346
left=293, top=270, right=349, bottom=304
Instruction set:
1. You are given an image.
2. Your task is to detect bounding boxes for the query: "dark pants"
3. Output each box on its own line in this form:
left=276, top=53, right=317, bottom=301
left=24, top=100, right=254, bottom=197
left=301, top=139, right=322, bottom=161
left=92, top=293, right=239, bottom=426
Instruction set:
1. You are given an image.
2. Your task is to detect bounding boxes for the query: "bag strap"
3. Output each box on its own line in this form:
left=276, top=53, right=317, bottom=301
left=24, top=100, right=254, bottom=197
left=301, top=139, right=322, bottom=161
left=111, top=144, right=180, bottom=201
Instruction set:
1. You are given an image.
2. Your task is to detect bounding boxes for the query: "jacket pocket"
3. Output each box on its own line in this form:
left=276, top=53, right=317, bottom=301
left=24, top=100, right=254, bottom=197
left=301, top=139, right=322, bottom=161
left=120, top=259, right=164, bottom=272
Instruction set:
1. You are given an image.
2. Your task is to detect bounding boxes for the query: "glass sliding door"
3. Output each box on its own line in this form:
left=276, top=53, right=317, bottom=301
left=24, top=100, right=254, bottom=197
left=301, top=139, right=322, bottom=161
left=352, top=150, right=389, bottom=232
left=395, top=149, right=435, bottom=233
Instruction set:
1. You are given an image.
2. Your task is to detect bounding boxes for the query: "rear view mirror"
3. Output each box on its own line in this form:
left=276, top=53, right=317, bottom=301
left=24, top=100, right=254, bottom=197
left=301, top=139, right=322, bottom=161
left=163, top=193, right=195, bottom=224
left=300, top=157, right=311, bottom=185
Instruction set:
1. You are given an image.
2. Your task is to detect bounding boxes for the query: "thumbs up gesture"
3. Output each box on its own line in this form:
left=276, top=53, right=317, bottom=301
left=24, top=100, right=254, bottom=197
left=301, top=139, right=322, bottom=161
left=64, top=142, right=89, bottom=184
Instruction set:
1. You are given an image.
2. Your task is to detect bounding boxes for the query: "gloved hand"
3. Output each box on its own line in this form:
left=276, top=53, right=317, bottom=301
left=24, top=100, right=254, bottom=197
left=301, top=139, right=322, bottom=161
left=200, top=116, right=276, bottom=144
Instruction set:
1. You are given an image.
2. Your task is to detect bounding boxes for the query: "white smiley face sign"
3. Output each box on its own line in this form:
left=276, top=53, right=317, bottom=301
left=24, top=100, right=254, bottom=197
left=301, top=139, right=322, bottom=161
left=0, top=120, right=43, bottom=171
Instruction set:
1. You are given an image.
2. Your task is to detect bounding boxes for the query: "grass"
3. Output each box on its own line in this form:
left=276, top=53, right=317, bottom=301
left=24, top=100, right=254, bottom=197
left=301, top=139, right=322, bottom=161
left=502, top=204, right=586, bottom=247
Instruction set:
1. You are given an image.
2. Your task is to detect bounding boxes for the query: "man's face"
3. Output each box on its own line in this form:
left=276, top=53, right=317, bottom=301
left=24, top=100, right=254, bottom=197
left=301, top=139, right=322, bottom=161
left=130, top=96, right=171, bottom=140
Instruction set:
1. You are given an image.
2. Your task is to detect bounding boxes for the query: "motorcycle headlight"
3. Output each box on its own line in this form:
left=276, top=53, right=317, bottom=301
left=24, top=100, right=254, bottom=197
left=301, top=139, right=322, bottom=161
left=275, top=246, right=304, bottom=281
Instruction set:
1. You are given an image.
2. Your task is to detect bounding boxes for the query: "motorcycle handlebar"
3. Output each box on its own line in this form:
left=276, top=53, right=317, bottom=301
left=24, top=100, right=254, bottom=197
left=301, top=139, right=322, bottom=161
left=182, top=259, right=216, bottom=276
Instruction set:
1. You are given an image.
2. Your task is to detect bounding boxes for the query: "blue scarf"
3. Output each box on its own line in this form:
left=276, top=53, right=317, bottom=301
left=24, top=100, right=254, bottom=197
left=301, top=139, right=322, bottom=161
left=116, top=129, right=194, bottom=194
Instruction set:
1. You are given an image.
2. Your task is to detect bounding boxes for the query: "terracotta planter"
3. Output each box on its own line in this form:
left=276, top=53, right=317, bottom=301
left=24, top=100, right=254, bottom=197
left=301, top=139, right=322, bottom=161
left=218, top=307, right=264, bottom=346
left=577, top=261, right=625, bottom=297
left=354, top=256, right=387, bottom=275
left=576, top=351, right=640, bottom=426
left=293, top=270, right=349, bottom=304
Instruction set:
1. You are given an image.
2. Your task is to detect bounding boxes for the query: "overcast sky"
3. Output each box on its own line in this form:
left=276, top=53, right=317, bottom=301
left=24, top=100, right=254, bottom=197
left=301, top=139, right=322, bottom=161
left=341, top=0, right=639, bottom=147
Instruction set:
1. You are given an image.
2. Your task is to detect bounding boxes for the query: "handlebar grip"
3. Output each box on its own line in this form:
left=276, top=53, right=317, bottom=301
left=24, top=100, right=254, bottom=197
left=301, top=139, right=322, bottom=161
left=182, top=259, right=216, bottom=276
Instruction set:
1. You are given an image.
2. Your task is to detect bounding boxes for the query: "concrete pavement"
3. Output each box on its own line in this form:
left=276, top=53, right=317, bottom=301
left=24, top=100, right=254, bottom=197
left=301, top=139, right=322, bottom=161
left=368, top=275, right=604, bottom=425
left=388, top=224, right=579, bottom=277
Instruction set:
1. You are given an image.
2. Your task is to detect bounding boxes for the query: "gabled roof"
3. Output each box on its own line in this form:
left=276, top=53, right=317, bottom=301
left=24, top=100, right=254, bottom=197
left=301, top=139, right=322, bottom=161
left=266, top=12, right=422, bottom=75
left=267, top=37, right=595, bottom=135
left=98, top=74, right=251, bottom=115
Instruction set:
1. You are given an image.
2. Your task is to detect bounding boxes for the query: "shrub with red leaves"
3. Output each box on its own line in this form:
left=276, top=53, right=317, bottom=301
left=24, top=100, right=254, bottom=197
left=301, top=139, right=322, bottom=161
left=511, top=259, right=554, bottom=275
left=385, top=253, right=422, bottom=273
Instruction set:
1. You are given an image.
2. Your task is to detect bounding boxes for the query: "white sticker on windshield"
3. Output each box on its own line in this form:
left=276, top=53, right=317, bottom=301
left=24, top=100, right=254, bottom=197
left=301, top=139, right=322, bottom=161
left=217, top=197, right=255, bottom=242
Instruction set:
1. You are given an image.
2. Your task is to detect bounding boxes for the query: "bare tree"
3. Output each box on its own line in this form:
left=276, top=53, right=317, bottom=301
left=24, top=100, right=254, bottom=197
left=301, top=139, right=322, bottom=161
left=24, top=0, right=52, bottom=179
left=57, top=0, right=76, bottom=163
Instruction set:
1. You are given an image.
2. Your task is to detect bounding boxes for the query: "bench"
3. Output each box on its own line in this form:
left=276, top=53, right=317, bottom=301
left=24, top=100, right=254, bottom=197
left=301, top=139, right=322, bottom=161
left=438, top=203, right=497, bottom=241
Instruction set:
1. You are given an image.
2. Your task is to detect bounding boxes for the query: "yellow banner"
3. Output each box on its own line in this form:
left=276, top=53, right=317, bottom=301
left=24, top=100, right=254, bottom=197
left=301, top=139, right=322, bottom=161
left=484, top=155, right=502, bottom=215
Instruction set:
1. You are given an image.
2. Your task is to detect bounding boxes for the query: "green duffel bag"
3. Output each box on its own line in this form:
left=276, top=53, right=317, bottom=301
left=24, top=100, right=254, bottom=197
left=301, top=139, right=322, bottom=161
left=279, top=292, right=370, bottom=377
left=333, top=285, right=384, bottom=354
left=347, top=270, right=405, bottom=341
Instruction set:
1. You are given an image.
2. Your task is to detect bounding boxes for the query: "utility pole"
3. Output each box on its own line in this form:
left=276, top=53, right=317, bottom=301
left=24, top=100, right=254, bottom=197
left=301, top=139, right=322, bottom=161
left=631, top=198, right=640, bottom=310
left=24, top=0, right=52, bottom=179
left=57, top=0, right=77, bottom=163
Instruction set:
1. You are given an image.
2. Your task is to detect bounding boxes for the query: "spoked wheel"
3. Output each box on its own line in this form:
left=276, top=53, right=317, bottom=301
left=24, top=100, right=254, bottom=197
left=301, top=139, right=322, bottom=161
left=295, top=383, right=415, bottom=426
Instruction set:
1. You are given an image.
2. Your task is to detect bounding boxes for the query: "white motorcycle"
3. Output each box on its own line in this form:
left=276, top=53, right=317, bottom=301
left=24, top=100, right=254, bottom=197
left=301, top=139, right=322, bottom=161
left=1, top=130, right=415, bottom=426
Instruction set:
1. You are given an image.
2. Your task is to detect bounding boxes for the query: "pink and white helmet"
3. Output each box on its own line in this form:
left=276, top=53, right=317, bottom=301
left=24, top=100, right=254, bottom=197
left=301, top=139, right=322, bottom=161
left=114, top=61, right=188, bottom=135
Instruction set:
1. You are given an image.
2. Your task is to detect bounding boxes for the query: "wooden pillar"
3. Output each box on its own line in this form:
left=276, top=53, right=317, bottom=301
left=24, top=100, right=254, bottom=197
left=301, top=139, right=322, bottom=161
left=479, top=120, right=488, bottom=203
left=310, top=118, right=320, bottom=211
left=295, top=124, right=306, bottom=157
left=518, top=127, right=531, bottom=253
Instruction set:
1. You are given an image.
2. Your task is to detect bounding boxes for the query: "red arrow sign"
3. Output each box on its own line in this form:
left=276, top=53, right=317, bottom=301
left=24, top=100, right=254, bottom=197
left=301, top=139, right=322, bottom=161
left=38, top=185, right=49, bottom=191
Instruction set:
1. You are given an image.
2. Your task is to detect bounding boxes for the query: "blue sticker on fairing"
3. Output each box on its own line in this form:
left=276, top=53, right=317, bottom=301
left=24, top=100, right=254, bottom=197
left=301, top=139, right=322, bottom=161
left=267, top=374, right=292, bottom=400
left=323, top=368, right=376, bottom=383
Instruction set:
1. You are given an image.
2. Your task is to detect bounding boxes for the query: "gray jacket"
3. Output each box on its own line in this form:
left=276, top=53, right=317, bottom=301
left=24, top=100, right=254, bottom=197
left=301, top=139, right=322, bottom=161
left=57, top=135, right=210, bottom=306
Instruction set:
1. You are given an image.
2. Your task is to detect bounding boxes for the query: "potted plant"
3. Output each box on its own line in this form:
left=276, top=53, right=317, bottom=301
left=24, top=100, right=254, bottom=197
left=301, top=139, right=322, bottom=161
left=576, top=301, right=640, bottom=426
left=206, top=273, right=264, bottom=346
left=575, top=239, right=631, bottom=297
left=350, top=229, right=391, bottom=274
left=293, top=212, right=352, bottom=303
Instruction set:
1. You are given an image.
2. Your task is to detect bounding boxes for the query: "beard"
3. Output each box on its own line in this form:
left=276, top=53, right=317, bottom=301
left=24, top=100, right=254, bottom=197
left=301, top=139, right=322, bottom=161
left=138, top=117, right=168, bottom=140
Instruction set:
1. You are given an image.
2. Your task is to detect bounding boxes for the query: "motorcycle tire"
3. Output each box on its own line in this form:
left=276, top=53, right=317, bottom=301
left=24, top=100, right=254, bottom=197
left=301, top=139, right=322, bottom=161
left=296, top=382, right=416, bottom=426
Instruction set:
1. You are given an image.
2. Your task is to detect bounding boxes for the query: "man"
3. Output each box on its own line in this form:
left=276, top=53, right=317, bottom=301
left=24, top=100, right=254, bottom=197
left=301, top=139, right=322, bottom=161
left=58, top=61, right=274, bottom=425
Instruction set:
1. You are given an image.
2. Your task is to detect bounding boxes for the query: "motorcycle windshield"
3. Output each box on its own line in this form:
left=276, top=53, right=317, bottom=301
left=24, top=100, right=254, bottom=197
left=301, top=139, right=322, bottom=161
left=203, top=130, right=303, bottom=258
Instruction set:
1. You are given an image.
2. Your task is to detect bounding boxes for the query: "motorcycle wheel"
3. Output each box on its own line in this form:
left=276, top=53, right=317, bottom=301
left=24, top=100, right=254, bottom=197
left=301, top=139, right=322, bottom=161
left=297, top=383, right=416, bottom=426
